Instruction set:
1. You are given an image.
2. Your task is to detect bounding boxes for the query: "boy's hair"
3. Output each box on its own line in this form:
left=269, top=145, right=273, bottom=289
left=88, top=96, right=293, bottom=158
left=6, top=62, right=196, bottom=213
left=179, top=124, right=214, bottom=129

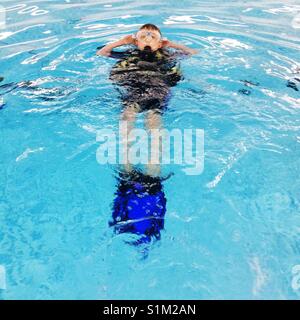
left=139, top=23, right=162, bottom=35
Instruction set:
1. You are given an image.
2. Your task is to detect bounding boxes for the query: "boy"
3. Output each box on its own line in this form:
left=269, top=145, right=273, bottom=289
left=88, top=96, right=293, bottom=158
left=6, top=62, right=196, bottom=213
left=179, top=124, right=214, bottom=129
left=97, top=24, right=197, bottom=176
left=98, top=24, right=197, bottom=245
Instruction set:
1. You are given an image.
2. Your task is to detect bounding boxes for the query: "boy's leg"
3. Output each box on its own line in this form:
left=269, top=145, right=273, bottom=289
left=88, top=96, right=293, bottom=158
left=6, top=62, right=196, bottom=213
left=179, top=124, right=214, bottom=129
left=145, top=110, right=162, bottom=177
left=120, top=103, right=140, bottom=172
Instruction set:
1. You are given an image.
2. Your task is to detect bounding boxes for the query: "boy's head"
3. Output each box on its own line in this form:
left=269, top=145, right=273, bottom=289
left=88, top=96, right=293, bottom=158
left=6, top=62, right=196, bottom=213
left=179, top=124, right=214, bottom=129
left=135, top=24, right=162, bottom=52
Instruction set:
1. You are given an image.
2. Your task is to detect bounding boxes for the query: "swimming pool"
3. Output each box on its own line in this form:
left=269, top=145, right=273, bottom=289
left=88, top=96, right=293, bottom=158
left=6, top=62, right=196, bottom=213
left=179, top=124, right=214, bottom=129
left=0, top=0, right=300, bottom=300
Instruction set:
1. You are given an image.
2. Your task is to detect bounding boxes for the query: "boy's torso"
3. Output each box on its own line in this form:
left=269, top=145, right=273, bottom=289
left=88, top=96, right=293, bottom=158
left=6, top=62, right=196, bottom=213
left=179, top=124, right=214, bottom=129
left=109, top=48, right=182, bottom=87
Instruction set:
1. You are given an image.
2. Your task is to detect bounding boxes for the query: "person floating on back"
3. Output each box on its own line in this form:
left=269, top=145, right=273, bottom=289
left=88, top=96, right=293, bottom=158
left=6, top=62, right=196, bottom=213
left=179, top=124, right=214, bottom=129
left=97, top=24, right=197, bottom=244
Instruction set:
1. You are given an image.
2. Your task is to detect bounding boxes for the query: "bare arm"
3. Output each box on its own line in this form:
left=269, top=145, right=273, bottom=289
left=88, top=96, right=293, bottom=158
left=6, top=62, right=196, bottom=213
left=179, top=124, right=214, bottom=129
left=162, top=39, right=198, bottom=55
left=96, top=35, right=135, bottom=56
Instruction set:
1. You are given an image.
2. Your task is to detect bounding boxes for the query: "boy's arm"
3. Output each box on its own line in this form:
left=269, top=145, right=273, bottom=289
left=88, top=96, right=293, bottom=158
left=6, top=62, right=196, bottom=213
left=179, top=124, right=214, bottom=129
left=96, top=35, right=135, bottom=56
left=162, top=39, right=198, bottom=55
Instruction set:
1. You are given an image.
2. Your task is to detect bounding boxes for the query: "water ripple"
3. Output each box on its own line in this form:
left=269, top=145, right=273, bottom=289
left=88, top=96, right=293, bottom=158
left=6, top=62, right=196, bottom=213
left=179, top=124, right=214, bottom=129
left=1, top=0, right=300, bottom=300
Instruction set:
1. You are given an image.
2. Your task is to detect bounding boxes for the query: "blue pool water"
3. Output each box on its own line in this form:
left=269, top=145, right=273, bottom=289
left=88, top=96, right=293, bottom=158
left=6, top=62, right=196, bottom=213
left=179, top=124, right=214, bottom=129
left=1, top=0, right=300, bottom=299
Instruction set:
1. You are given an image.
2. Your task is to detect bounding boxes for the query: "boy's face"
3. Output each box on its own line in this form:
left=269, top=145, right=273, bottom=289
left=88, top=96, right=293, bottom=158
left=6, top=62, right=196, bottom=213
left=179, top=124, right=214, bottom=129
left=135, top=29, right=162, bottom=51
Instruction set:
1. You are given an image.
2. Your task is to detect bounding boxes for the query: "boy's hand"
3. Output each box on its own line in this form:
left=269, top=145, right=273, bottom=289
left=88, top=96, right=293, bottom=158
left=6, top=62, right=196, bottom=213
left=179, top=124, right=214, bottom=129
left=162, top=39, right=198, bottom=55
left=183, top=47, right=198, bottom=55
left=96, top=47, right=111, bottom=56
left=96, top=35, right=135, bottom=56
left=121, top=34, right=135, bottom=45
left=161, top=39, right=171, bottom=49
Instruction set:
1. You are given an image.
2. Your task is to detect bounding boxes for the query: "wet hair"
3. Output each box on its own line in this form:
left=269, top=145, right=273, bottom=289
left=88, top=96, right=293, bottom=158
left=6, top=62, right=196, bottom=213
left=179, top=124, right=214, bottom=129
left=139, top=23, right=162, bottom=35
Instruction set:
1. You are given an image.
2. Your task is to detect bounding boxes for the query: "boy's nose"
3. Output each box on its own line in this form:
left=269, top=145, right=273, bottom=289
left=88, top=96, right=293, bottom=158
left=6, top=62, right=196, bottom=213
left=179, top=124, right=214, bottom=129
left=144, top=36, right=152, bottom=43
